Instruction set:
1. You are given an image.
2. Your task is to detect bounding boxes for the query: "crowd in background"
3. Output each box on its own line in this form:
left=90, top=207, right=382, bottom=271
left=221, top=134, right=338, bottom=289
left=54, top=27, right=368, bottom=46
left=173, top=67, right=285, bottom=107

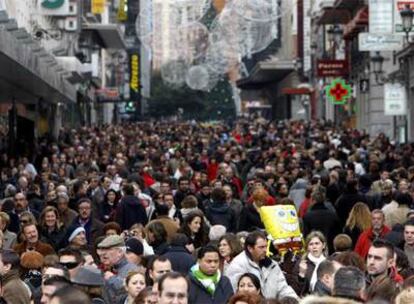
left=0, top=118, right=414, bottom=303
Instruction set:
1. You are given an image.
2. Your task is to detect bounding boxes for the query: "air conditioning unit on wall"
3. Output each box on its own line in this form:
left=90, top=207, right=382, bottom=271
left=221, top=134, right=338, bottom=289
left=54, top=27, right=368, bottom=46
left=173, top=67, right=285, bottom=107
left=68, top=1, right=78, bottom=16
left=65, top=17, right=78, bottom=31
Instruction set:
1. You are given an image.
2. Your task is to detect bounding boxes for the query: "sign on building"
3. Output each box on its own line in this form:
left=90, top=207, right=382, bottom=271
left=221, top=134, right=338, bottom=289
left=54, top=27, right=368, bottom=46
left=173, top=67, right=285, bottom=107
left=96, top=88, right=121, bottom=103
left=41, top=0, right=65, bottom=9
left=317, top=60, right=348, bottom=77
left=369, top=0, right=394, bottom=33
left=92, top=0, right=106, bottom=14
left=358, top=33, right=403, bottom=51
left=325, top=78, right=352, bottom=105
left=38, top=0, right=70, bottom=16
left=129, top=51, right=141, bottom=102
left=117, top=0, right=127, bottom=21
left=384, top=83, right=407, bottom=116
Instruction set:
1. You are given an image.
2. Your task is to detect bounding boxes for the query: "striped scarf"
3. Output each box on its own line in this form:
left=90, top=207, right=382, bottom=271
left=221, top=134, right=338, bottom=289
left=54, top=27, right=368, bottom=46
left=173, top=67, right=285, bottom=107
left=190, top=264, right=221, bottom=295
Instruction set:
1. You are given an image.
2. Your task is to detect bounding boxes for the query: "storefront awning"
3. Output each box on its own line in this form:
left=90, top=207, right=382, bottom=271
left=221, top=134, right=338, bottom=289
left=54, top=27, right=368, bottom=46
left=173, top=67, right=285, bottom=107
left=82, top=23, right=126, bottom=49
left=0, top=11, right=77, bottom=104
left=237, top=60, right=294, bottom=90
left=334, top=0, right=362, bottom=9
left=282, top=87, right=313, bottom=95
left=343, top=6, right=368, bottom=39
left=312, top=1, right=351, bottom=25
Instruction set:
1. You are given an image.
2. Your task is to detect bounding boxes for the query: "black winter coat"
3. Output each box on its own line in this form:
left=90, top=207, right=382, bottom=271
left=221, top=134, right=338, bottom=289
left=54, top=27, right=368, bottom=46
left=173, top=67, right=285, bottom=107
left=99, top=200, right=118, bottom=223
left=188, top=272, right=234, bottom=304
left=39, top=226, right=67, bottom=251
left=335, top=192, right=368, bottom=229
left=303, top=203, right=341, bottom=253
left=163, top=246, right=195, bottom=274
left=238, top=203, right=264, bottom=232
left=115, top=195, right=148, bottom=230
left=205, top=202, right=236, bottom=232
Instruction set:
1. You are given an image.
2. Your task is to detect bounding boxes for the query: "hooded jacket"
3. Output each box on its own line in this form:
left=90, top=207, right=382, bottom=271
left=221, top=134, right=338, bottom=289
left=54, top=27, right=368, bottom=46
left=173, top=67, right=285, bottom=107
left=289, top=178, right=308, bottom=209
left=115, top=195, right=148, bottom=230
left=205, top=201, right=236, bottom=232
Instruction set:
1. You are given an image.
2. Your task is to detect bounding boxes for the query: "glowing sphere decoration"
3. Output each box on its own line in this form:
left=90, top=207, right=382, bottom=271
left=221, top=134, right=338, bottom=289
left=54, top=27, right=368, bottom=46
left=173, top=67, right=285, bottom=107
left=136, top=0, right=286, bottom=90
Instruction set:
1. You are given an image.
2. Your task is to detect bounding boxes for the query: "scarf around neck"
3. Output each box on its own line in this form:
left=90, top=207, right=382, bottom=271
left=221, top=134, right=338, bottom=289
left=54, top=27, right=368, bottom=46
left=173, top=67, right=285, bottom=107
left=191, top=264, right=221, bottom=295
left=308, top=253, right=326, bottom=291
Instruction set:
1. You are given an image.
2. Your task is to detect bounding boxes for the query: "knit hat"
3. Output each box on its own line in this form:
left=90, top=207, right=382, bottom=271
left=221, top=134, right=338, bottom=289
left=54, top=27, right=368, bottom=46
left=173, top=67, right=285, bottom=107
left=21, top=251, right=44, bottom=269
left=125, top=238, right=144, bottom=256
left=71, top=266, right=104, bottom=286
left=68, top=226, right=86, bottom=243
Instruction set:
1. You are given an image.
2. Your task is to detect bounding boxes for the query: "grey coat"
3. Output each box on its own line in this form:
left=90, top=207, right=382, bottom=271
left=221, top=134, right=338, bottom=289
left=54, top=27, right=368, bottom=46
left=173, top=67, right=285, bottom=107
left=105, top=257, right=139, bottom=303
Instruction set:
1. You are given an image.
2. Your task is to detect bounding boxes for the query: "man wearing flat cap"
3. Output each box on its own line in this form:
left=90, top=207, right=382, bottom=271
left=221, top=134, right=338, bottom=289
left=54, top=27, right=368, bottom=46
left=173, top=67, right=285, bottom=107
left=97, top=235, right=138, bottom=303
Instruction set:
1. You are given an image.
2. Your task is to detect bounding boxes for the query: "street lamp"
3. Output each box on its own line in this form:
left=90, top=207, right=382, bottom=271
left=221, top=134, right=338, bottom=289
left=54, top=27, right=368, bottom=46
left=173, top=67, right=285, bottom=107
left=333, top=25, right=343, bottom=47
left=327, top=26, right=335, bottom=45
left=400, top=4, right=414, bottom=43
left=327, top=25, right=343, bottom=59
left=327, top=25, right=343, bottom=47
left=371, top=51, right=385, bottom=84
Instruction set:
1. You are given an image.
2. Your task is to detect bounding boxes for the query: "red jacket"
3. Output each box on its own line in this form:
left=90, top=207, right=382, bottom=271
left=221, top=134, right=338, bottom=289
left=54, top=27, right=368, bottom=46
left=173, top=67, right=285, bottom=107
left=299, top=198, right=312, bottom=218
left=354, top=226, right=391, bottom=259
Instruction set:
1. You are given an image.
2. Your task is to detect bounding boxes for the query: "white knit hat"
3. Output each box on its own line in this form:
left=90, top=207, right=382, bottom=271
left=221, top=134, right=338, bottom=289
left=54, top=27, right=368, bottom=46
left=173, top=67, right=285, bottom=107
left=68, top=227, right=86, bottom=243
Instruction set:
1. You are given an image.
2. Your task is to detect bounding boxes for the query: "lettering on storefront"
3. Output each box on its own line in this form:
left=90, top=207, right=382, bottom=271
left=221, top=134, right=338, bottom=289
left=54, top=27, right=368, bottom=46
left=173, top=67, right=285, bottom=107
left=317, top=60, right=348, bottom=77
left=129, top=53, right=140, bottom=102
left=130, top=55, right=139, bottom=92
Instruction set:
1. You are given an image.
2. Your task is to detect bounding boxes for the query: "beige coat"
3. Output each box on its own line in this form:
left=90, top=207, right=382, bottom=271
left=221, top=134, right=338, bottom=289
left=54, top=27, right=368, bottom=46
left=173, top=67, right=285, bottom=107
left=382, top=201, right=410, bottom=228
left=3, top=270, right=31, bottom=304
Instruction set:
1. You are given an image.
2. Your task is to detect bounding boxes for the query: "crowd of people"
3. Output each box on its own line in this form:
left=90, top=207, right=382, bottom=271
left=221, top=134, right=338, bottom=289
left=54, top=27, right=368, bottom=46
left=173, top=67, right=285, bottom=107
left=0, top=118, right=413, bottom=304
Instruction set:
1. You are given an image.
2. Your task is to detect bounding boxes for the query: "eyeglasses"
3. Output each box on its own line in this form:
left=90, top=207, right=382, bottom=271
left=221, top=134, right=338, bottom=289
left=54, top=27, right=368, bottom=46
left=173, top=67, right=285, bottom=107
left=59, top=261, right=79, bottom=269
left=42, top=274, right=63, bottom=281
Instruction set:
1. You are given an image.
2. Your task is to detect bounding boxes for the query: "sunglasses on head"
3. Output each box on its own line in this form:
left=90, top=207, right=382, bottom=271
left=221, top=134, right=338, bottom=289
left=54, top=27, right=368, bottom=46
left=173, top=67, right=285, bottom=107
left=59, top=261, right=79, bottom=269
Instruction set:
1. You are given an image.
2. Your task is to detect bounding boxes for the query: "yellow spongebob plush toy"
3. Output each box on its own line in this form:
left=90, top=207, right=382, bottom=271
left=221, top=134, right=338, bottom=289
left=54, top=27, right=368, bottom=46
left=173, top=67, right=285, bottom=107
left=259, top=205, right=303, bottom=258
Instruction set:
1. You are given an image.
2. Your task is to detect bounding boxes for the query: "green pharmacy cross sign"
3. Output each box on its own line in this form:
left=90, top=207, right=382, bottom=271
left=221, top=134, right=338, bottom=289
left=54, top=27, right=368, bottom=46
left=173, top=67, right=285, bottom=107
left=325, top=78, right=352, bottom=105
left=42, top=0, right=65, bottom=9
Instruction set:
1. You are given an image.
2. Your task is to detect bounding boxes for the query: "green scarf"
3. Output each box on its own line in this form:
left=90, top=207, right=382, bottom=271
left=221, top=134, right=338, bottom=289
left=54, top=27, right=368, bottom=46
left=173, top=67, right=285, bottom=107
left=190, top=264, right=221, bottom=295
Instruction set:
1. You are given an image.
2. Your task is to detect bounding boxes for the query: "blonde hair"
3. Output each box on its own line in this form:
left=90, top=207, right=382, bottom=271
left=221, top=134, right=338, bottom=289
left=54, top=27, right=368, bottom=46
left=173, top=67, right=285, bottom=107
left=345, top=202, right=372, bottom=231
left=395, top=288, right=414, bottom=304
left=0, top=212, right=10, bottom=226
left=0, top=230, right=4, bottom=249
left=39, top=206, right=63, bottom=229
